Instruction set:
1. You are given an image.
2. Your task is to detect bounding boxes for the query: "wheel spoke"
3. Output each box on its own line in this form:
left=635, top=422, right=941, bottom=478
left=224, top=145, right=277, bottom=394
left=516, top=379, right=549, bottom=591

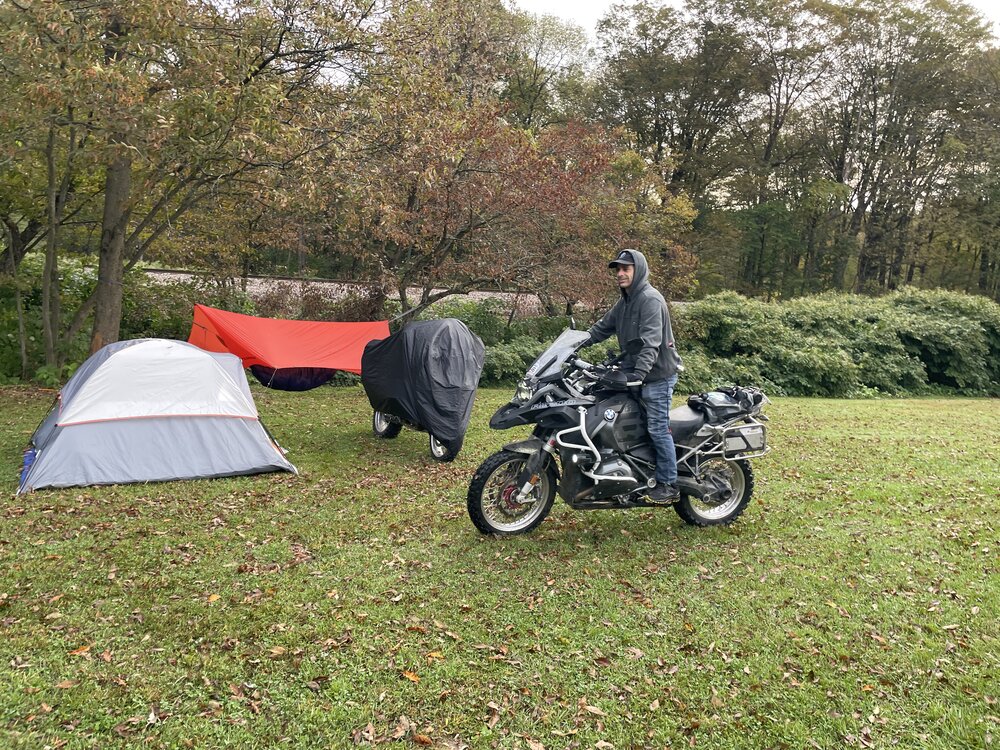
left=480, top=458, right=549, bottom=532
left=688, top=460, right=745, bottom=520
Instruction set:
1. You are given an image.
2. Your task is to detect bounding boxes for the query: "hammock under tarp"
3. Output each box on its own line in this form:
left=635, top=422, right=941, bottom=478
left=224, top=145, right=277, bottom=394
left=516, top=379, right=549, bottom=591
left=188, top=304, right=390, bottom=391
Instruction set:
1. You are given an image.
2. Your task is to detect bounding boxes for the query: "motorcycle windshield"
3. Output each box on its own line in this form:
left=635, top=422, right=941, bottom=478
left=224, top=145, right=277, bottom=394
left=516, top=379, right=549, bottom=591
left=524, top=329, right=591, bottom=381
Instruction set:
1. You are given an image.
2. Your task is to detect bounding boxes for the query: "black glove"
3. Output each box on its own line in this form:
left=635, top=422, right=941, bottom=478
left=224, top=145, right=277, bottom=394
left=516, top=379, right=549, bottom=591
left=623, top=371, right=644, bottom=385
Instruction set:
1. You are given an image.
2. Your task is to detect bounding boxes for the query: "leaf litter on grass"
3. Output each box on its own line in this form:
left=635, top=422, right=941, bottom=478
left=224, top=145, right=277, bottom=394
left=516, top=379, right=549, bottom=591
left=0, top=388, right=998, bottom=749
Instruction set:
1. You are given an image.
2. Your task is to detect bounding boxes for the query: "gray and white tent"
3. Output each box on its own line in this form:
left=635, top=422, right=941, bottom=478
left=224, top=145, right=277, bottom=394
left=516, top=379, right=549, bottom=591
left=17, top=339, right=296, bottom=493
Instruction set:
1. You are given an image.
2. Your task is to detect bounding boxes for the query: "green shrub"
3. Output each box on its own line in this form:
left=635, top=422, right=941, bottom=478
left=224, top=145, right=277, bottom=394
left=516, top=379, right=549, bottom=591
left=0, top=254, right=96, bottom=381
left=120, top=275, right=254, bottom=341
left=674, top=347, right=714, bottom=394
left=764, top=345, right=858, bottom=397
left=481, top=336, right=547, bottom=384
left=7, top=260, right=997, bottom=398
left=887, top=289, right=1000, bottom=394
left=679, top=292, right=792, bottom=358
left=482, top=346, right=525, bottom=384
left=507, top=314, right=570, bottom=344
left=777, top=294, right=926, bottom=394
left=423, top=298, right=509, bottom=345
left=470, top=288, right=1000, bottom=396
left=647, top=289, right=999, bottom=397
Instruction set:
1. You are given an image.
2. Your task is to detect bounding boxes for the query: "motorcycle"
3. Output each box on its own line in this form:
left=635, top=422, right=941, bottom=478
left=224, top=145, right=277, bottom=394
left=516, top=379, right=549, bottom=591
left=466, top=329, right=770, bottom=535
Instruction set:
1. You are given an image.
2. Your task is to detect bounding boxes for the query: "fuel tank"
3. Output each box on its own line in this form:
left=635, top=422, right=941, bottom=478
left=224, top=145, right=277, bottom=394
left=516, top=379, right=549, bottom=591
left=588, top=394, right=650, bottom=454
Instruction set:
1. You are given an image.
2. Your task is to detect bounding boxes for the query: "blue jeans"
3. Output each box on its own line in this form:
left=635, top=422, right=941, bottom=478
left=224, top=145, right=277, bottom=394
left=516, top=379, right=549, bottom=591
left=642, top=375, right=678, bottom=485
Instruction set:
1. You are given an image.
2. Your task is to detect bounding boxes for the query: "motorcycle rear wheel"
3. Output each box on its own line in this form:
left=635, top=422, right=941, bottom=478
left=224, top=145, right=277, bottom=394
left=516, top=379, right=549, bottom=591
left=372, top=410, right=402, bottom=439
left=674, top=458, right=754, bottom=527
left=467, top=450, right=557, bottom=535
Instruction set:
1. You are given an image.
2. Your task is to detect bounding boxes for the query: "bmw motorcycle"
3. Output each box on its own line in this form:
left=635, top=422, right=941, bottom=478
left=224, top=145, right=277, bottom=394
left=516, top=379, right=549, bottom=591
left=466, top=329, right=770, bottom=535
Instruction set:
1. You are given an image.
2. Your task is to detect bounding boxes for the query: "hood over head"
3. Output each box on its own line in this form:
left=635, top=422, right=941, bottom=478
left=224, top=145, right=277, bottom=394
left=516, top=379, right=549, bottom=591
left=610, top=248, right=649, bottom=297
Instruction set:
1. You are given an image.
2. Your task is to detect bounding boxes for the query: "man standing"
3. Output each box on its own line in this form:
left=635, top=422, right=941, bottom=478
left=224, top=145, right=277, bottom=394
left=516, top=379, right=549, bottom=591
left=586, top=249, right=683, bottom=503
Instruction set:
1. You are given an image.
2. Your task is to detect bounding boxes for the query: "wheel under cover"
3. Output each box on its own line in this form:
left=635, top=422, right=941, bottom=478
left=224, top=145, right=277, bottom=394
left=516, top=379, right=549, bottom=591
left=428, top=433, right=458, bottom=462
left=373, top=410, right=402, bottom=438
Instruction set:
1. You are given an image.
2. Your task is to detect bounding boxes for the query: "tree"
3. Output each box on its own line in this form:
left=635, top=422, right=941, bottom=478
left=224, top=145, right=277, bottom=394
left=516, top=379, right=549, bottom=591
left=502, top=12, right=593, bottom=130
left=595, top=0, right=755, bottom=201
left=1, top=0, right=382, bottom=366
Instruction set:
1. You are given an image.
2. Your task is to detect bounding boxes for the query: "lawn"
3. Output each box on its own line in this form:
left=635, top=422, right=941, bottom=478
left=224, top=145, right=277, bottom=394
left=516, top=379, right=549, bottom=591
left=1, top=385, right=997, bottom=750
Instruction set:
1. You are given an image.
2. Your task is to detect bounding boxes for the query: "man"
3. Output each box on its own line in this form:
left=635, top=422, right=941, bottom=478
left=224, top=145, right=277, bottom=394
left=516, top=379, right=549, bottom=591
left=586, top=249, right=683, bottom=503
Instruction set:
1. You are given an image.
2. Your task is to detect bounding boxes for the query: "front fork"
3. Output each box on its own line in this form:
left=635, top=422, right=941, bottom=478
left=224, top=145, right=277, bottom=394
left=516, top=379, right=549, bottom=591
left=507, top=436, right=558, bottom=503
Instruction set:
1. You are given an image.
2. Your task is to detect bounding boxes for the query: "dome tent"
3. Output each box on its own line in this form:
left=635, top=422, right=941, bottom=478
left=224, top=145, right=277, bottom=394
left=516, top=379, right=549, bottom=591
left=18, top=339, right=296, bottom=494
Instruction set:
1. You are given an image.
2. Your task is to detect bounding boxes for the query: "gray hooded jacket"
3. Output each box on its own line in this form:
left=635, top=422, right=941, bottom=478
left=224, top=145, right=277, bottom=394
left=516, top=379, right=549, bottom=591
left=587, top=249, right=682, bottom=383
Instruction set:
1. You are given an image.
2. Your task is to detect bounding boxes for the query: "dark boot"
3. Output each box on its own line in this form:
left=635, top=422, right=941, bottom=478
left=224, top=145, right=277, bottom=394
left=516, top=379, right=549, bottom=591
left=648, top=482, right=680, bottom=504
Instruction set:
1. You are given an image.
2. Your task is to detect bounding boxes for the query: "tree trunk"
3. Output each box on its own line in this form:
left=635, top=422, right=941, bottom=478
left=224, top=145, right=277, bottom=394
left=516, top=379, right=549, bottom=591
left=90, top=145, right=132, bottom=353
left=90, top=16, right=131, bottom=354
left=41, top=126, right=62, bottom=367
left=2, top=223, right=30, bottom=379
left=1, top=218, right=39, bottom=275
left=979, top=243, right=992, bottom=295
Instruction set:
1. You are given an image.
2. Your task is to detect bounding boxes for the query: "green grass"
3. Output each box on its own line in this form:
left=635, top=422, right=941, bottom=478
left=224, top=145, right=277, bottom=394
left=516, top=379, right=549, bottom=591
left=1, top=385, right=998, bottom=749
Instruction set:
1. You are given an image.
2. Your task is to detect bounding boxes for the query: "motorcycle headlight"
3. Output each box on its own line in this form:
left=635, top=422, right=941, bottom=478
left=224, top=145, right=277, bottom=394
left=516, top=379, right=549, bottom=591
left=512, top=378, right=533, bottom=405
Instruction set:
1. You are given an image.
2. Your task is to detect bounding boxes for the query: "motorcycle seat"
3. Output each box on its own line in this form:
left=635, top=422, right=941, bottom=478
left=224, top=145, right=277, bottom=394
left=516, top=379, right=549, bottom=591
left=668, top=405, right=706, bottom=441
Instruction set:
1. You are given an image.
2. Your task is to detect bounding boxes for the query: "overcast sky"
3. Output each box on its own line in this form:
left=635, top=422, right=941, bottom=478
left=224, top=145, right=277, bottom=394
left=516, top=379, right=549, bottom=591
left=513, top=0, right=1000, bottom=39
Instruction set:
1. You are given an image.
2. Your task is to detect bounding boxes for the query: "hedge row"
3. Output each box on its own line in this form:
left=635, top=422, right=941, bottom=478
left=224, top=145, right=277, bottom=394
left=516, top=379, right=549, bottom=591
left=3, top=257, right=997, bottom=397
left=457, top=290, right=1000, bottom=397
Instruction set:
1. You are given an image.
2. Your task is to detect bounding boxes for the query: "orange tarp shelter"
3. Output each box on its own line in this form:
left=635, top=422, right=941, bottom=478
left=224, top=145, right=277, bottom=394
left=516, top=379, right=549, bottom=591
left=188, top=304, right=390, bottom=391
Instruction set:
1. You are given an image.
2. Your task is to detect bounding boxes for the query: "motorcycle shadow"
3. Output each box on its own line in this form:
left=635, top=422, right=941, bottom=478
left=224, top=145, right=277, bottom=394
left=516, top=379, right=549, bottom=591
left=522, top=505, right=713, bottom=545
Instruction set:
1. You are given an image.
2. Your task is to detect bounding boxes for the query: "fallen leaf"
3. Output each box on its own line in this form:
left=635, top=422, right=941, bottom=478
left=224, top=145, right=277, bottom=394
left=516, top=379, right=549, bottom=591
left=207, top=594, right=221, bottom=603
left=584, top=705, right=606, bottom=716
left=413, top=734, right=432, bottom=746
left=390, top=715, right=413, bottom=739
left=402, top=670, right=420, bottom=683
left=68, top=645, right=91, bottom=656
left=55, top=680, right=77, bottom=689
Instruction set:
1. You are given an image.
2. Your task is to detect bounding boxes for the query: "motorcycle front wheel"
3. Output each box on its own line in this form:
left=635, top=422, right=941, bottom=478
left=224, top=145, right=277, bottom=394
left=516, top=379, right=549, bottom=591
left=674, top=458, right=754, bottom=527
left=372, top=410, right=402, bottom=439
left=467, top=450, right=557, bottom=535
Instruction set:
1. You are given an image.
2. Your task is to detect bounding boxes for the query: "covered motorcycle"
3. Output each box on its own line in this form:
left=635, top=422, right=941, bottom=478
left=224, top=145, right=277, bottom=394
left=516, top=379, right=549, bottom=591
left=361, top=319, right=485, bottom=461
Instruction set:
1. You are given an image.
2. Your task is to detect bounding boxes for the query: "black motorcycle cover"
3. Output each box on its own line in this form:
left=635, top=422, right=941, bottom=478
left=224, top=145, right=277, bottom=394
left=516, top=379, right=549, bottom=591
left=361, top=319, right=485, bottom=451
